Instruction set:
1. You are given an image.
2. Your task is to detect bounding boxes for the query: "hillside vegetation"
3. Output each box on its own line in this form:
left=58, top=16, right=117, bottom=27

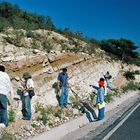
left=0, top=2, right=139, bottom=66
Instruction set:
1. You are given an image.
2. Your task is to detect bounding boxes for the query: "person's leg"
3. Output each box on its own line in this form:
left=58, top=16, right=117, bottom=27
left=59, top=87, right=65, bottom=107
left=63, top=87, right=68, bottom=106
left=24, top=96, right=31, bottom=120
left=98, top=107, right=105, bottom=120
left=57, top=88, right=62, bottom=106
left=85, top=110, right=93, bottom=122
left=0, top=95, right=8, bottom=126
left=0, top=101, right=3, bottom=123
left=21, top=96, right=27, bottom=118
left=83, top=103, right=98, bottom=119
left=1, top=107, right=8, bottom=126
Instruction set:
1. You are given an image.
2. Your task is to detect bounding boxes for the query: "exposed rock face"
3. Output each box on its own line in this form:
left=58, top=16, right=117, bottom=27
left=0, top=47, right=129, bottom=105
left=0, top=29, right=139, bottom=112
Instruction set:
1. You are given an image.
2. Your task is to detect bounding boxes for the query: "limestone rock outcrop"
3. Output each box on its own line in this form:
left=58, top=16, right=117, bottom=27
left=0, top=29, right=139, bottom=110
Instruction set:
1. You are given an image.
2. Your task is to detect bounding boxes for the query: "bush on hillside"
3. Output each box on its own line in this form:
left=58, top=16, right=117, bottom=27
left=123, top=70, right=140, bottom=80
left=100, top=38, right=139, bottom=65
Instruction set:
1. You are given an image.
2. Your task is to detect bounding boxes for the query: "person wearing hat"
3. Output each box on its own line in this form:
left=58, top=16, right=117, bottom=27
left=20, top=72, right=34, bottom=120
left=90, top=78, right=105, bottom=120
left=0, top=65, right=13, bottom=127
left=57, top=68, right=69, bottom=108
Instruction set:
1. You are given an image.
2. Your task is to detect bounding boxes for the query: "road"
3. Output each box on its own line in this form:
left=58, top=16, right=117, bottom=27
left=78, top=100, right=140, bottom=140
left=82, top=101, right=140, bottom=140
left=107, top=103, right=140, bottom=140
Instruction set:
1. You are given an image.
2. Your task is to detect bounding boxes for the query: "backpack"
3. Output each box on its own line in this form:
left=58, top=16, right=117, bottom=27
left=28, top=89, right=35, bottom=99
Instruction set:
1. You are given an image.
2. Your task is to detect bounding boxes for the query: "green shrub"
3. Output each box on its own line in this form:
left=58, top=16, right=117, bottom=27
left=89, top=92, right=96, bottom=101
left=105, top=93, right=113, bottom=103
left=68, top=46, right=81, bottom=53
left=123, top=70, right=140, bottom=80
left=134, top=70, right=140, bottom=75
left=31, top=123, right=37, bottom=128
left=8, top=108, right=16, bottom=123
left=0, top=23, right=5, bottom=32
left=35, top=102, right=43, bottom=113
left=3, top=36, right=13, bottom=44
left=43, top=42, right=53, bottom=53
left=35, top=103, right=53, bottom=125
left=112, top=88, right=121, bottom=97
left=123, top=71, right=135, bottom=80
left=69, top=95, right=81, bottom=109
left=4, top=31, right=23, bottom=47
left=54, top=106, right=63, bottom=118
left=26, top=30, right=34, bottom=38
left=61, top=44, right=68, bottom=51
left=31, top=38, right=39, bottom=49
left=39, top=109, right=49, bottom=125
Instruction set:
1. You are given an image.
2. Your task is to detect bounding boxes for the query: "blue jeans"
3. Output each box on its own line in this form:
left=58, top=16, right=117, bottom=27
left=98, top=107, right=105, bottom=120
left=0, top=94, right=8, bottom=126
left=59, top=87, right=68, bottom=107
left=21, top=95, right=31, bottom=120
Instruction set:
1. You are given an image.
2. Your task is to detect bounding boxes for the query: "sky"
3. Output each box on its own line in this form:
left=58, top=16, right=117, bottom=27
left=0, top=0, right=140, bottom=51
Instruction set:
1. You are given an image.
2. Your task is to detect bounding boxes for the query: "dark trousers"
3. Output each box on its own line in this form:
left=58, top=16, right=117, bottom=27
left=98, top=107, right=105, bottom=120
left=0, top=94, right=8, bottom=126
left=82, top=102, right=98, bottom=119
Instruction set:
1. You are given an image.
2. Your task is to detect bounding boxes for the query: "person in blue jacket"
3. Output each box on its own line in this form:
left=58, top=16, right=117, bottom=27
left=90, top=78, right=105, bottom=120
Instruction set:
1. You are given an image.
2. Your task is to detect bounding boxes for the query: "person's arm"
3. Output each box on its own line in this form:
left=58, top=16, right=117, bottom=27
left=26, top=87, right=34, bottom=92
left=6, top=75, right=14, bottom=105
left=7, top=75, right=14, bottom=99
left=90, top=85, right=99, bottom=90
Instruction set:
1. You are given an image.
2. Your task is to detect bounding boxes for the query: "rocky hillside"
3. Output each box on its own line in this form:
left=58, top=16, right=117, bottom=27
left=0, top=28, right=139, bottom=106
left=0, top=28, right=140, bottom=139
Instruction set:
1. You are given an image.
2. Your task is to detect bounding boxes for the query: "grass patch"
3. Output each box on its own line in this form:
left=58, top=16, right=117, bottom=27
left=31, top=123, right=37, bottom=128
left=0, top=131, right=16, bottom=140
left=39, top=108, right=49, bottom=125
left=121, top=82, right=140, bottom=93
left=69, top=95, right=81, bottom=109
left=35, top=103, right=51, bottom=125
left=35, top=102, right=43, bottom=113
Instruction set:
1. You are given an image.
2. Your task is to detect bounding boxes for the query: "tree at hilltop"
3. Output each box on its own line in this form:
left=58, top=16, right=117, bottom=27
left=100, top=38, right=139, bottom=65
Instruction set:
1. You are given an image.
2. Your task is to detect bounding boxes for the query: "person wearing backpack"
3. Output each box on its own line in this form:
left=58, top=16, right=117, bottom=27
left=57, top=68, right=69, bottom=108
left=20, top=72, right=34, bottom=120
left=0, top=65, right=13, bottom=127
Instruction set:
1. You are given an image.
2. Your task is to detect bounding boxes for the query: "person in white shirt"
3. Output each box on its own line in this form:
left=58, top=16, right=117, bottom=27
left=20, top=72, right=34, bottom=120
left=0, top=65, right=13, bottom=127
